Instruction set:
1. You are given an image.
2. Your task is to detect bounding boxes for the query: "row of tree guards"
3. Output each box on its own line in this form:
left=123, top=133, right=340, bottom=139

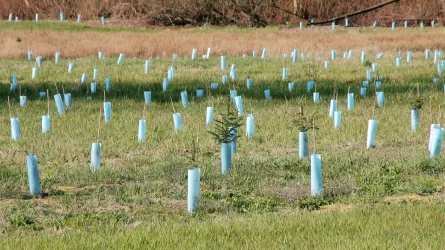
left=8, top=44, right=444, bottom=213
left=4, top=10, right=438, bottom=30
left=6, top=12, right=106, bottom=25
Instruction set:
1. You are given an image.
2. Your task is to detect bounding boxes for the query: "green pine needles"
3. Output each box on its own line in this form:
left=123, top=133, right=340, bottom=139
left=208, top=96, right=243, bottom=143
left=292, top=106, right=318, bottom=132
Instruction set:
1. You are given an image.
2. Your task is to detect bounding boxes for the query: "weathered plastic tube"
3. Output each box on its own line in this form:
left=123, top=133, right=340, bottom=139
left=396, top=57, right=402, bottom=67
left=292, top=48, right=298, bottom=63
left=55, top=52, right=60, bottom=64
left=347, top=93, right=354, bottom=110
left=406, top=51, right=412, bottom=62
left=32, top=67, right=37, bottom=79
left=430, top=127, right=444, bottom=158
left=429, top=124, right=440, bottom=152
left=181, top=91, right=188, bottom=108
left=64, top=93, right=72, bottom=109
left=68, top=63, right=74, bottom=73
left=54, top=94, right=65, bottom=115
left=288, top=82, right=294, bottom=92
left=221, top=56, right=226, bottom=71
left=90, top=142, right=101, bottom=172
left=235, top=96, right=243, bottom=116
left=218, top=142, right=233, bottom=177
left=93, top=68, right=98, bottom=80
left=361, top=51, right=366, bottom=64
left=162, top=78, right=168, bottom=92
left=20, top=96, right=27, bottom=107
left=366, top=120, right=378, bottom=149
left=222, top=75, right=228, bottom=84
left=27, top=154, right=40, bottom=196
left=144, top=91, right=152, bottom=105
left=313, top=92, right=320, bottom=103
left=334, top=111, right=342, bottom=128
left=187, top=168, right=200, bottom=212
left=411, top=109, right=419, bottom=132
left=310, top=154, right=323, bottom=197
left=81, top=73, right=87, bottom=84
left=138, top=119, right=146, bottom=143
left=332, top=50, right=336, bottom=60
left=264, top=89, right=271, bottom=100
left=329, top=99, right=337, bottom=119
left=90, top=82, right=96, bottom=93
left=307, top=80, right=314, bottom=93
left=360, top=87, right=367, bottom=96
left=261, top=48, right=267, bottom=58
left=191, top=48, right=197, bottom=60
left=117, top=53, right=124, bottom=65
left=230, top=90, right=237, bottom=103
left=42, top=115, right=50, bottom=133
left=104, top=102, right=111, bottom=122
left=11, top=118, right=20, bottom=141
left=206, top=107, right=214, bottom=125
left=376, top=92, right=384, bottom=107
left=246, top=78, right=253, bottom=89
left=105, top=77, right=111, bottom=92
left=173, top=113, right=182, bottom=132
left=282, top=68, right=288, bottom=80
left=246, top=114, right=255, bottom=138
left=299, top=131, right=308, bottom=159
left=196, top=89, right=204, bottom=98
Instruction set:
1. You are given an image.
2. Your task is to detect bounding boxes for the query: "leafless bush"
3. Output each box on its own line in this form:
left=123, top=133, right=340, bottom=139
left=0, top=0, right=444, bottom=27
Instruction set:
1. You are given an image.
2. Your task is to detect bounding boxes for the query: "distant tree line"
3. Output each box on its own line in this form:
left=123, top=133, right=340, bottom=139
left=1, top=0, right=443, bottom=27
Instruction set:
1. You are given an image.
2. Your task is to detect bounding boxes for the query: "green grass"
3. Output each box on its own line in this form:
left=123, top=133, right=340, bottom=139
left=1, top=23, right=445, bottom=248
left=2, top=202, right=445, bottom=249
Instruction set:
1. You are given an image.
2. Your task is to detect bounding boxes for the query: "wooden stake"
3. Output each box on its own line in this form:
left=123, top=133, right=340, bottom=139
left=142, top=103, right=146, bottom=120
left=54, top=84, right=59, bottom=94
left=430, top=98, right=433, bottom=124
left=170, top=96, right=176, bottom=113
left=62, top=85, right=65, bottom=95
left=313, top=118, right=316, bottom=154
left=97, top=107, right=102, bottom=143
left=19, top=85, right=21, bottom=96
left=7, top=96, right=12, bottom=119
left=438, top=105, right=441, bottom=125
left=103, top=90, right=106, bottom=102
left=47, top=89, right=50, bottom=116
left=372, top=100, right=376, bottom=120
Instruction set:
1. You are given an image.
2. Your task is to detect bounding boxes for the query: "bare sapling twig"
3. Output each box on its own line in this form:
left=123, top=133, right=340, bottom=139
left=97, top=107, right=102, bottom=143
left=170, top=96, right=176, bottom=113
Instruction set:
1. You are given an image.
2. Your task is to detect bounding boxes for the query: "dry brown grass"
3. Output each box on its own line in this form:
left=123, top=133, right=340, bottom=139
left=1, top=26, right=445, bottom=59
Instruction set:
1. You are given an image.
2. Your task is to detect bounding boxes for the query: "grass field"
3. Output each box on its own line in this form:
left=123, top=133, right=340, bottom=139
left=1, top=21, right=445, bottom=249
